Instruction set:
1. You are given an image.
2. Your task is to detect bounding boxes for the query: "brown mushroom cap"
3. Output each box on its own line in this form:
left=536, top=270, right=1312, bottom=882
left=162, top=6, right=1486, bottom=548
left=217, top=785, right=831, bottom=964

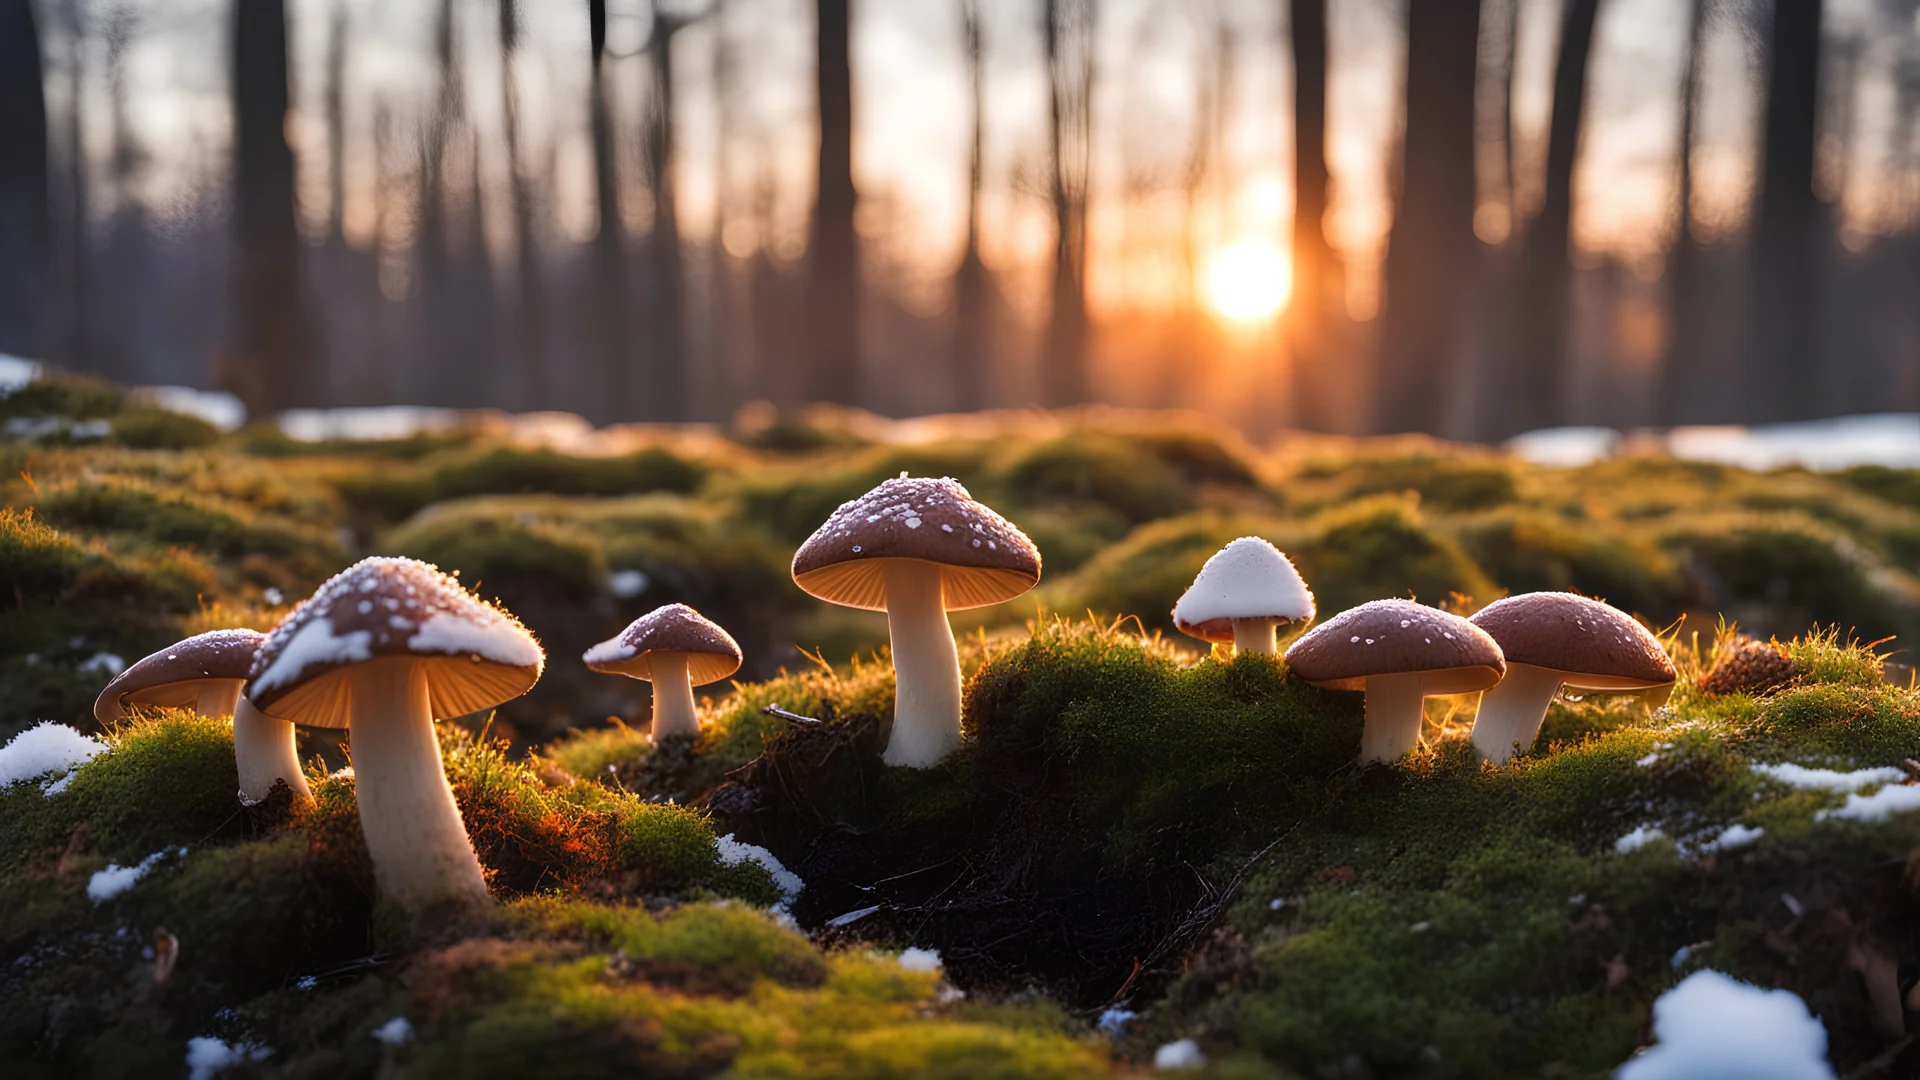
left=791, top=475, right=1041, bottom=611
left=1285, top=599, right=1505, bottom=694
left=1469, top=592, right=1675, bottom=690
left=94, top=629, right=266, bottom=725
left=246, top=557, right=544, bottom=728
left=584, top=603, right=743, bottom=685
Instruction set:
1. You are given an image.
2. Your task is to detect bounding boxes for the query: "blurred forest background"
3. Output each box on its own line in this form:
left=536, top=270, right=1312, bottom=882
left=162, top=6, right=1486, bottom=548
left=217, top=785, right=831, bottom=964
left=0, top=0, right=1918, bottom=440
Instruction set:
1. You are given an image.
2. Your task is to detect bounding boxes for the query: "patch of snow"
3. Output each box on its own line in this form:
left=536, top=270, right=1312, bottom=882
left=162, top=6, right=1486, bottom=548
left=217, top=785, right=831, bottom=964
left=251, top=617, right=373, bottom=696
left=1153, top=1038, right=1207, bottom=1070
left=1507, top=427, right=1620, bottom=467
left=897, top=947, right=943, bottom=972
left=1614, top=969, right=1835, bottom=1079
left=0, top=354, right=42, bottom=395
left=1669, top=945, right=1696, bottom=971
left=78, top=651, right=126, bottom=676
left=0, top=722, right=108, bottom=787
left=1635, top=752, right=1661, bottom=767
left=1172, top=536, right=1315, bottom=628
left=1614, top=825, right=1669, bottom=854
left=371, top=1016, right=415, bottom=1046
left=1667, top=414, right=1920, bottom=472
left=88, top=850, right=169, bottom=903
left=607, top=569, right=649, bottom=598
left=41, top=773, right=74, bottom=796
left=582, top=636, right=638, bottom=665
left=185, top=1036, right=269, bottom=1080
left=1097, top=1008, right=1137, bottom=1035
left=1696, top=824, right=1765, bottom=853
left=278, top=406, right=465, bottom=443
left=715, top=834, right=804, bottom=904
left=128, top=385, right=247, bottom=431
left=1751, top=762, right=1906, bottom=792
left=1815, top=783, right=1920, bottom=824
left=410, top=611, right=543, bottom=667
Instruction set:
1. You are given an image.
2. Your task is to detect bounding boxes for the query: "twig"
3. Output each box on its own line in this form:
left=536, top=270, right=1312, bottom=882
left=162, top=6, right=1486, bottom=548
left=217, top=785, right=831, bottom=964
left=763, top=703, right=823, bottom=727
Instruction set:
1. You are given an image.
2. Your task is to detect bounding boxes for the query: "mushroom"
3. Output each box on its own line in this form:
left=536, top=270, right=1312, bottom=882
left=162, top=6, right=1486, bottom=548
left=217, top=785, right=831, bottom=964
left=246, top=557, right=544, bottom=916
left=1467, top=592, right=1675, bottom=764
left=1284, top=599, right=1506, bottom=763
left=95, top=629, right=313, bottom=807
left=792, top=474, right=1041, bottom=768
left=1172, top=536, right=1316, bottom=654
left=584, top=604, right=742, bottom=740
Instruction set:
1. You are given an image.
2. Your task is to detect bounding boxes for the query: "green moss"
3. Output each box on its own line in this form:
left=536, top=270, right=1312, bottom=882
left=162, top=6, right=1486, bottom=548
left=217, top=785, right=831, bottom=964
left=1289, top=449, right=1519, bottom=512
left=992, top=432, right=1194, bottom=524
left=0, top=372, right=123, bottom=420
left=341, top=445, right=709, bottom=523
left=385, top=508, right=607, bottom=602
left=515, top=898, right=827, bottom=991
left=107, top=405, right=223, bottom=450
left=541, top=720, right=654, bottom=782
left=1455, top=510, right=1686, bottom=618
left=1660, top=512, right=1920, bottom=642
left=34, top=479, right=342, bottom=570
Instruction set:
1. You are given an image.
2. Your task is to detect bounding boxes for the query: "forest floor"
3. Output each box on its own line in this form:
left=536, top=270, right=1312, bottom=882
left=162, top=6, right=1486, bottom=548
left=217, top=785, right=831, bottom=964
left=4, top=372, right=1920, bottom=1078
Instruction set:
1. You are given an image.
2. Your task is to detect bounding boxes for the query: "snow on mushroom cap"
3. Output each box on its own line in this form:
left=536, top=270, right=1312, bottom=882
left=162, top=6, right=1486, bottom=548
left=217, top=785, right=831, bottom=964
left=791, top=475, right=1041, bottom=611
left=247, top=557, right=544, bottom=724
left=1615, top=969, right=1836, bottom=1080
left=583, top=603, right=743, bottom=685
left=1284, top=599, right=1505, bottom=694
left=1469, top=592, right=1674, bottom=689
left=1172, top=536, right=1315, bottom=642
left=94, top=628, right=267, bottom=725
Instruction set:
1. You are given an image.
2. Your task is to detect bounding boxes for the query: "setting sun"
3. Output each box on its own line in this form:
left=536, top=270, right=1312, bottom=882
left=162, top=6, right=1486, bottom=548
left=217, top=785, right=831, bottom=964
left=1203, top=241, right=1293, bottom=323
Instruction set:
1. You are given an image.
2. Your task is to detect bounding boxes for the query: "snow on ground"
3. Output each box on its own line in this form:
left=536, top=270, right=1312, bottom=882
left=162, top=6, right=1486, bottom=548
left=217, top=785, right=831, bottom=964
left=1614, top=969, right=1835, bottom=1079
left=127, top=385, right=247, bottom=431
left=278, top=406, right=467, bottom=443
left=1097, top=1008, right=1137, bottom=1035
left=1506, top=427, right=1621, bottom=467
left=0, top=722, right=108, bottom=788
left=897, top=947, right=943, bottom=972
left=715, top=834, right=805, bottom=907
left=1815, top=783, right=1920, bottom=824
left=1693, top=823, right=1764, bottom=854
left=1511, top=414, right=1920, bottom=472
left=1751, top=762, right=1908, bottom=792
left=1153, top=1038, right=1208, bottom=1070
left=184, top=1036, right=269, bottom=1080
left=371, top=1017, right=415, bottom=1046
left=1614, top=825, right=1668, bottom=854
left=607, top=569, right=650, bottom=599
left=88, top=849, right=181, bottom=903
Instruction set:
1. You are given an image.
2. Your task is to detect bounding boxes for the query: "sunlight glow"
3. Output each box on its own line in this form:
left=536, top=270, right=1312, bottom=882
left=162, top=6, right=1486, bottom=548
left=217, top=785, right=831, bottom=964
left=1203, top=241, right=1293, bottom=323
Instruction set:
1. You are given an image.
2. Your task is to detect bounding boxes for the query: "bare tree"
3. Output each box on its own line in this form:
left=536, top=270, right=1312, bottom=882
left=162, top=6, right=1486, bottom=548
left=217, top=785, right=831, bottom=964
left=231, top=0, right=317, bottom=412
left=1374, top=0, right=1481, bottom=435
left=499, top=0, right=548, bottom=406
left=1750, top=0, right=1826, bottom=421
left=1285, top=0, right=1341, bottom=431
left=804, top=0, right=861, bottom=405
left=950, top=0, right=994, bottom=412
left=588, top=0, right=632, bottom=421
left=1659, top=0, right=1710, bottom=425
left=1043, top=0, right=1096, bottom=408
left=1503, top=0, right=1603, bottom=437
left=642, top=3, right=702, bottom=420
left=0, top=0, right=50, bottom=357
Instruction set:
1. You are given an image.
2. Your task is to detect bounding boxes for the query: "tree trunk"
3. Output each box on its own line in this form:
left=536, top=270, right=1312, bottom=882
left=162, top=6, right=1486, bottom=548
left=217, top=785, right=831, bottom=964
left=804, top=0, right=860, bottom=405
left=1285, top=0, right=1341, bottom=431
left=1502, top=0, right=1602, bottom=438
left=1042, top=0, right=1095, bottom=409
left=231, top=0, right=317, bottom=411
left=644, top=6, right=689, bottom=420
left=499, top=0, right=547, bottom=407
left=589, top=0, right=630, bottom=422
left=950, top=0, right=992, bottom=413
left=1374, top=0, right=1481, bottom=435
left=0, top=0, right=51, bottom=358
left=1750, top=0, right=1825, bottom=422
left=1658, top=0, right=1709, bottom=426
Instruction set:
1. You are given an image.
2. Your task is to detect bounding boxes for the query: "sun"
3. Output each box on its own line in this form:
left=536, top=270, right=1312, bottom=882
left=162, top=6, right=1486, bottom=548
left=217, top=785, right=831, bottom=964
left=1203, top=240, right=1293, bottom=323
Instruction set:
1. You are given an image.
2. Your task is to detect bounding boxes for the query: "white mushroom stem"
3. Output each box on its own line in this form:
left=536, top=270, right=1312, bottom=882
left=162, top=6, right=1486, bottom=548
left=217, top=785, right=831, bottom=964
left=1231, top=618, right=1282, bottom=655
left=1470, top=663, right=1564, bottom=764
left=1359, top=672, right=1429, bottom=763
left=648, top=653, right=700, bottom=739
left=881, top=559, right=962, bottom=768
left=234, top=697, right=314, bottom=806
left=345, top=659, right=491, bottom=915
left=194, top=680, right=242, bottom=718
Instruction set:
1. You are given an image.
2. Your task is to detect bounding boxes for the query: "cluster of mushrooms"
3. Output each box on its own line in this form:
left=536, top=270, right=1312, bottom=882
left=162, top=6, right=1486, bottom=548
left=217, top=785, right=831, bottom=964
left=88, top=473, right=1672, bottom=919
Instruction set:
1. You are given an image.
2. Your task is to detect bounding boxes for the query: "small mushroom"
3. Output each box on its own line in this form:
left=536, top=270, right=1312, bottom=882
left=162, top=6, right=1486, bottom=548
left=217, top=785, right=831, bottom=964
left=1285, top=599, right=1506, bottom=763
left=1172, top=536, right=1316, bottom=654
left=246, top=557, right=544, bottom=917
left=1467, top=592, right=1675, bottom=764
left=584, top=604, right=742, bottom=739
left=792, top=474, right=1041, bottom=768
left=95, top=629, right=313, bottom=807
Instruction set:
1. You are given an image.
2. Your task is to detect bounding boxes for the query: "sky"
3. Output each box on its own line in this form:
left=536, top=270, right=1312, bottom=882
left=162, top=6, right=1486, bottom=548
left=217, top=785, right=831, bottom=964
left=43, top=0, right=1920, bottom=325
